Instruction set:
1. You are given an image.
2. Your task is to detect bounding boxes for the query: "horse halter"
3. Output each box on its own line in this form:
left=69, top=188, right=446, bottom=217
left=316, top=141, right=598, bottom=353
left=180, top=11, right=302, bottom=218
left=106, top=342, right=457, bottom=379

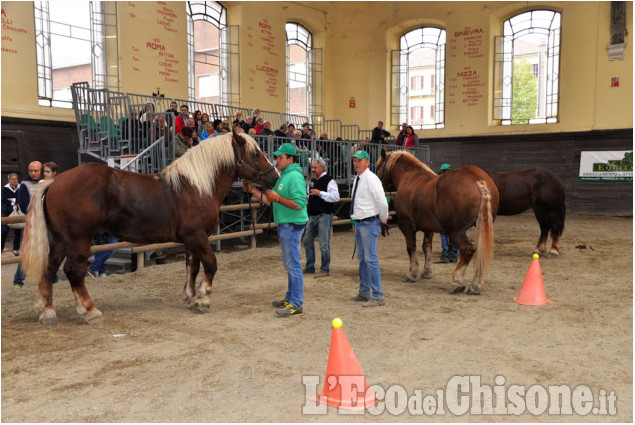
left=233, top=142, right=277, bottom=190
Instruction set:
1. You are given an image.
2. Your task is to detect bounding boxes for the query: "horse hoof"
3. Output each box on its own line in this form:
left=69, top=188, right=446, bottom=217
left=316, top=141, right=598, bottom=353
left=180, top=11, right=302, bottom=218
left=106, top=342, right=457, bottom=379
left=549, top=250, right=560, bottom=257
left=421, top=272, right=433, bottom=279
left=402, top=274, right=417, bottom=282
left=191, top=306, right=209, bottom=314
left=452, top=286, right=466, bottom=294
left=39, top=317, right=59, bottom=326
left=466, top=288, right=481, bottom=296
left=85, top=310, right=104, bottom=325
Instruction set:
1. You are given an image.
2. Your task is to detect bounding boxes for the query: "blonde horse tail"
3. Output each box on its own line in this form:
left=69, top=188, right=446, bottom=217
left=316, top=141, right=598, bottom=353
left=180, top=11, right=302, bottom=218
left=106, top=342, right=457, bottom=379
left=473, top=180, right=495, bottom=285
left=21, top=182, right=53, bottom=285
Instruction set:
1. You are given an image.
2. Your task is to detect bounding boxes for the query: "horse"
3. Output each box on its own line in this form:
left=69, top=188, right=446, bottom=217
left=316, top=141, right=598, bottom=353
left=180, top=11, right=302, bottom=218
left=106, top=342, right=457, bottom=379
left=376, top=150, right=499, bottom=295
left=20, top=131, right=279, bottom=325
left=484, top=168, right=565, bottom=256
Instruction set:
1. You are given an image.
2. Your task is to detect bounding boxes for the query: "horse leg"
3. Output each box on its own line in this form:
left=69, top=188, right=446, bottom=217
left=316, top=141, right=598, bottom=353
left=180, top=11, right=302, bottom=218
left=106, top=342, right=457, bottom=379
left=398, top=218, right=419, bottom=282
left=64, top=239, right=104, bottom=325
left=450, top=232, right=475, bottom=294
left=182, top=248, right=201, bottom=306
left=185, top=236, right=217, bottom=314
left=35, top=233, right=67, bottom=325
left=419, top=231, right=434, bottom=279
left=549, top=220, right=563, bottom=257
left=532, top=205, right=549, bottom=255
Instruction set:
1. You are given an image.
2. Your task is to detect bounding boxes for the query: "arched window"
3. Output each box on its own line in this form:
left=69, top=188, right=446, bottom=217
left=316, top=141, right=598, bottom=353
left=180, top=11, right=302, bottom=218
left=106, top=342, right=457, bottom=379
left=494, top=10, right=561, bottom=124
left=35, top=1, right=105, bottom=107
left=187, top=1, right=239, bottom=106
left=286, top=23, right=322, bottom=118
left=392, top=27, right=446, bottom=129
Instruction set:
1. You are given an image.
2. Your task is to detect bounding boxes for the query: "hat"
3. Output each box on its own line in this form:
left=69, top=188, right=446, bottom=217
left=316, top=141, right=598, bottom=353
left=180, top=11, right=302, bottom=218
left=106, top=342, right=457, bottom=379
left=273, top=143, right=297, bottom=156
left=352, top=150, right=370, bottom=160
left=440, top=163, right=453, bottom=171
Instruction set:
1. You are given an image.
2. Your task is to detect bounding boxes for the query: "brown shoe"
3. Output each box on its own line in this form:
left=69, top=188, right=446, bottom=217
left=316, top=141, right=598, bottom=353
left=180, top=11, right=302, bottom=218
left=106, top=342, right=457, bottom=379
left=314, top=271, right=330, bottom=278
left=362, top=299, right=386, bottom=308
left=351, top=295, right=370, bottom=302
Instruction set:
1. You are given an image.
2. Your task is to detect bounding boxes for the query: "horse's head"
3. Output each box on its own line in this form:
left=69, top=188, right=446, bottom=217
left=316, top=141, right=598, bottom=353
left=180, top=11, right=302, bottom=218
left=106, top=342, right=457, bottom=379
left=376, top=149, right=396, bottom=191
left=232, top=131, right=280, bottom=190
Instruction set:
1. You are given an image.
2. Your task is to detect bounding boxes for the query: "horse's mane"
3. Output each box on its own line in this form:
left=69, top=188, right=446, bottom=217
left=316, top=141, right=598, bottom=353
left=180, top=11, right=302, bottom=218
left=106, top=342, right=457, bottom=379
left=384, top=150, right=437, bottom=175
left=160, top=132, right=259, bottom=196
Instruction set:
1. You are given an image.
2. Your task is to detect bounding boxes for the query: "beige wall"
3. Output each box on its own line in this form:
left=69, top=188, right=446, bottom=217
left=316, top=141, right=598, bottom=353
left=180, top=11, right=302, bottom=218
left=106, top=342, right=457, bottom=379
left=1, top=1, right=632, bottom=137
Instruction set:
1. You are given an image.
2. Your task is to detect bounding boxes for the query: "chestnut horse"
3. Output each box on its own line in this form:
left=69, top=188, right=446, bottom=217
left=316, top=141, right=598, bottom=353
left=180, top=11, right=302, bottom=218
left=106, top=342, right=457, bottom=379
left=485, top=168, right=565, bottom=256
left=21, top=131, right=279, bottom=325
left=376, top=150, right=499, bottom=294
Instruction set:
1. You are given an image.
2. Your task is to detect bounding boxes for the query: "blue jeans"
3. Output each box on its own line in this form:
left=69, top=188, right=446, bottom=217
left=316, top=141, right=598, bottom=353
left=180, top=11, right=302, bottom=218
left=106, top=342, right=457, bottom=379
left=278, top=223, right=305, bottom=308
left=90, top=234, right=119, bottom=274
left=303, top=213, right=333, bottom=273
left=440, top=233, right=458, bottom=257
left=354, top=219, right=384, bottom=300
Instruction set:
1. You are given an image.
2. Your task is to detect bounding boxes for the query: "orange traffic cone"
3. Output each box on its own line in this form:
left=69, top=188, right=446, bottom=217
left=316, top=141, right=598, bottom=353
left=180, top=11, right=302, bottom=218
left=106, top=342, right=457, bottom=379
left=513, top=254, right=552, bottom=305
left=310, top=318, right=377, bottom=411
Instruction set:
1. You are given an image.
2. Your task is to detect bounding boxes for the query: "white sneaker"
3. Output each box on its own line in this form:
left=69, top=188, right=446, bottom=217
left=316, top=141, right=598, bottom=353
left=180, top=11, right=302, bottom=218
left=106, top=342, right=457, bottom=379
left=87, top=270, right=107, bottom=278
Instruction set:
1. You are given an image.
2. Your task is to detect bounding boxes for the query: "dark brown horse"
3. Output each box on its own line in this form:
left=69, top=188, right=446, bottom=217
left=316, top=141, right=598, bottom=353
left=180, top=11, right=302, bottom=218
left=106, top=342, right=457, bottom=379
left=376, top=150, right=499, bottom=294
left=21, top=131, right=279, bottom=325
left=485, top=168, right=565, bottom=256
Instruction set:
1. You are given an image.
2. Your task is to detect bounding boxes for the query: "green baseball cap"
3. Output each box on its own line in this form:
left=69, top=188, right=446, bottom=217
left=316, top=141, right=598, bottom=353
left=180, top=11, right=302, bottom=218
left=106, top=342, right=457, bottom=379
left=352, top=150, right=370, bottom=160
left=440, top=163, right=453, bottom=171
left=273, top=143, right=297, bottom=156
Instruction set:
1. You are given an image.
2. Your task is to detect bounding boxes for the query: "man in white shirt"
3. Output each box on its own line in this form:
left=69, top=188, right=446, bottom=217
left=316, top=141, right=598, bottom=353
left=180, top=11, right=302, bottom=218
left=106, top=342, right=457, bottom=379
left=349, top=150, right=389, bottom=307
left=303, top=158, right=340, bottom=278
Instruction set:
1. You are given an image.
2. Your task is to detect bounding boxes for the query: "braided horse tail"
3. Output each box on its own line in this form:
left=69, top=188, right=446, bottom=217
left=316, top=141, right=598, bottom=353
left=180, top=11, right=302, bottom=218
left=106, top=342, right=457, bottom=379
left=20, top=181, right=53, bottom=285
left=471, top=180, right=495, bottom=292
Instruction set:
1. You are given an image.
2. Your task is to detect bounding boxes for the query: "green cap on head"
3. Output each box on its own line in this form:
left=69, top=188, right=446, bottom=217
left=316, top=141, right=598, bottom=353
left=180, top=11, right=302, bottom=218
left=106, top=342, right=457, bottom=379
left=440, top=163, right=453, bottom=171
left=273, top=143, right=297, bottom=157
left=352, top=150, right=370, bottom=160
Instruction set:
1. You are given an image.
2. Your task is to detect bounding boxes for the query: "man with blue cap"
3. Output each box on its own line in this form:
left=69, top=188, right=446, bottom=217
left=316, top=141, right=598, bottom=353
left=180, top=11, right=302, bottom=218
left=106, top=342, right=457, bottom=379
left=435, top=163, right=459, bottom=263
left=243, top=143, right=308, bottom=317
left=349, top=149, right=389, bottom=307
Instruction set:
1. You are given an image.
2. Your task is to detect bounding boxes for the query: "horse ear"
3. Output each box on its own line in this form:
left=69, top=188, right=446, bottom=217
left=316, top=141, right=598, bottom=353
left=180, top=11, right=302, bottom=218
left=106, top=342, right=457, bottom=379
left=232, top=129, right=246, bottom=147
left=381, top=148, right=387, bottom=161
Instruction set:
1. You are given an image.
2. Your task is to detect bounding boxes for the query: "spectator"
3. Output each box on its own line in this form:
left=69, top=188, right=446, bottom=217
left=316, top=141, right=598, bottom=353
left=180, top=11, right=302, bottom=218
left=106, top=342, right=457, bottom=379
left=251, top=108, right=261, bottom=126
left=121, top=107, right=143, bottom=143
left=201, top=122, right=215, bottom=140
left=88, top=232, right=118, bottom=278
left=242, top=116, right=253, bottom=134
left=175, top=126, right=194, bottom=158
left=260, top=120, right=274, bottom=137
left=198, top=113, right=210, bottom=135
left=253, top=117, right=264, bottom=135
left=1, top=173, right=22, bottom=256
left=371, top=120, right=391, bottom=144
left=349, top=150, right=389, bottom=307
left=287, top=123, right=296, bottom=137
left=174, top=104, right=190, bottom=134
left=13, top=161, right=43, bottom=288
left=403, top=126, right=419, bottom=149
left=193, top=110, right=203, bottom=130
left=232, top=123, right=244, bottom=134
left=303, top=158, right=340, bottom=278
left=242, top=143, right=308, bottom=317
left=139, top=102, right=155, bottom=123
left=435, top=164, right=459, bottom=264
left=301, top=125, right=312, bottom=140
left=165, top=101, right=179, bottom=127
left=396, top=122, right=408, bottom=146
left=233, top=111, right=245, bottom=127
left=274, top=123, right=288, bottom=138
left=41, top=162, right=59, bottom=182
left=150, top=114, right=172, bottom=147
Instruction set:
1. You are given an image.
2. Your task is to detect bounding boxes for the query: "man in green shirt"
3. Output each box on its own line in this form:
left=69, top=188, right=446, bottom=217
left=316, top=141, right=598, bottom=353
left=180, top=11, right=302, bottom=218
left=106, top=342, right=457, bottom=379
left=243, top=143, right=308, bottom=317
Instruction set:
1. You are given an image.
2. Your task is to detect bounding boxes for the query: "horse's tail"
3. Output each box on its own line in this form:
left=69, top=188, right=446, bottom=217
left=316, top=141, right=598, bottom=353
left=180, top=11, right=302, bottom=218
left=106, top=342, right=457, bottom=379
left=473, top=180, right=495, bottom=280
left=552, top=195, right=566, bottom=238
left=21, top=182, right=53, bottom=284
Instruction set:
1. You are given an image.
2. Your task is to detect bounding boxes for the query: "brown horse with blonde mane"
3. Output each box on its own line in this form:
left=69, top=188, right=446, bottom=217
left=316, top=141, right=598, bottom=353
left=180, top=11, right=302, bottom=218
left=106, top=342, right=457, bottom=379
left=376, top=150, right=499, bottom=294
left=21, top=131, right=279, bottom=325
